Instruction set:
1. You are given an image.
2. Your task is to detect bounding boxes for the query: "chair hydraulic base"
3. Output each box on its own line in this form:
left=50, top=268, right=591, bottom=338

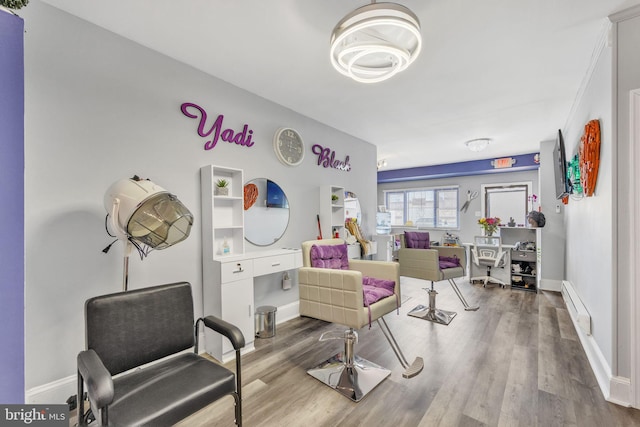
left=308, top=329, right=390, bottom=402
left=407, top=303, right=457, bottom=325
left=408, top=278, right=479, bottom=325
left=408, top=287, right=458, bottom=325
left=308, top=352, right=391, bottom=402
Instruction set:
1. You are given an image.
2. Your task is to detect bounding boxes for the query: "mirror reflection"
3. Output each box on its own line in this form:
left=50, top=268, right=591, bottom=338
left=344, top=191, right=361, bottom=224
left=244, top=178, right=290, bottom=246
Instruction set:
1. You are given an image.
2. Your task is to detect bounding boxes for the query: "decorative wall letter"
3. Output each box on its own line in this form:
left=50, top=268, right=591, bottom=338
left=311, top=144, right=351, bottom=172
left=181, top=102, right=255, bottom=151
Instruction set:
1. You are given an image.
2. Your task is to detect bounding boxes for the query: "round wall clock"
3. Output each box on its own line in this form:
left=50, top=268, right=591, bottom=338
left=273, top=127, right=305, bottom=166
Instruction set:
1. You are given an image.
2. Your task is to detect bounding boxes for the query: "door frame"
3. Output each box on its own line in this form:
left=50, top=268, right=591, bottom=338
left=630, top=88, right=640, bottom=409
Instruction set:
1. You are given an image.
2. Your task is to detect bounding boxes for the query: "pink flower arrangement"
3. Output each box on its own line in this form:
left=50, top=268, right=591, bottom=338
left=478, top=217, right=501, bottom=235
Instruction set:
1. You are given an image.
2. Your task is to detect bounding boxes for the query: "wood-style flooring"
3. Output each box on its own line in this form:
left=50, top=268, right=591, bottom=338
left=179, top=277, right=640, bottom=426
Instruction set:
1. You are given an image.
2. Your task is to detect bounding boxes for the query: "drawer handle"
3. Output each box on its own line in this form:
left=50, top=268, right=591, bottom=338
left=271, top=262, right=281, bottom=267
left=233, top=263, right=244, bottom=273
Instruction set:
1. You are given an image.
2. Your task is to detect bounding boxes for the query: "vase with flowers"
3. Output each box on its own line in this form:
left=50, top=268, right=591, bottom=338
left=478, top=217, right=500, bottom=236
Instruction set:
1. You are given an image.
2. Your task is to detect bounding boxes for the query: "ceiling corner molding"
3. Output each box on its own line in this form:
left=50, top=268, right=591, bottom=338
left=608, top=4, right=640, bottom=23
left=563, top=19, right=612, bottom=133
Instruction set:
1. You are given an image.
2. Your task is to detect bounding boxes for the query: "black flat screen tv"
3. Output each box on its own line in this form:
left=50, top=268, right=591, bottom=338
left=554, top=129, right=572, bottom=199
left=266, top=179, right=288, bottom=208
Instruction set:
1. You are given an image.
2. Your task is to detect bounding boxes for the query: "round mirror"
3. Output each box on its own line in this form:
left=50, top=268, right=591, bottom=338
left=244, top=178, right=290, bottom=246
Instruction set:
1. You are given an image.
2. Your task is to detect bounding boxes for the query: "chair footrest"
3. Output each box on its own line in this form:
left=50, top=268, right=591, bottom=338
left=402, top=357, right=424, bottom=379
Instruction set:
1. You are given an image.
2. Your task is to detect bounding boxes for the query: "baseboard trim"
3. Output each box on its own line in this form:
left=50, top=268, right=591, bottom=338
left=610, top=376, right=632, bottom=407
left=565, top=299, right=632, bottom=406
left=276, top=300, right=300, bottom=324
left=25, top=374, right=75, bottom=405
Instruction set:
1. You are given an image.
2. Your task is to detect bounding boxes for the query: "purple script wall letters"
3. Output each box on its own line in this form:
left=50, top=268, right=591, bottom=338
left=181, top=102, right=254, bottom=150
left=312, top=144, right=351, bottom=172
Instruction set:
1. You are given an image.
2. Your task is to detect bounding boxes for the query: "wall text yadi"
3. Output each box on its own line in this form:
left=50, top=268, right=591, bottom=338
left=181, top=102, right=255, bottom=151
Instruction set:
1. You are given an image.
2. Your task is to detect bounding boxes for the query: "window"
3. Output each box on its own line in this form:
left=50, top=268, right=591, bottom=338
left=481, top=182, right=532, bottom=226
left=384, top=187, right=459, bottom=229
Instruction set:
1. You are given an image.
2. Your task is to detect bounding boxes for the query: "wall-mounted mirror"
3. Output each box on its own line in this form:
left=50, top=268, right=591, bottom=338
left=344, top=191, right=361, bottom=224
left=481, top=181, right=532, bottom=227
left=244, top=178, right=290, bottom=246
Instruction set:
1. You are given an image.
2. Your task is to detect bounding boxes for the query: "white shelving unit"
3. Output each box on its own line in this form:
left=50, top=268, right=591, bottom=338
left=500, top=227, right=541, bottom=292
left=200, top=165, right=302, bottom=362
left=319, top=185, right=345, bottom=239
left=201, top=165, right=245, bottom=259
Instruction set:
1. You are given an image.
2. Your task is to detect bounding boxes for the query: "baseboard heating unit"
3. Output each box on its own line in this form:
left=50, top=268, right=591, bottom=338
left=561, top=280, right=591, bottom=335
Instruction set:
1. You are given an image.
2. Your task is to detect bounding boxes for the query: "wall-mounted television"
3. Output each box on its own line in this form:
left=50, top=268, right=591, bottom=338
left=554, top=129, right=572, bottom=199
left=266, top=179, right=288, bottom=208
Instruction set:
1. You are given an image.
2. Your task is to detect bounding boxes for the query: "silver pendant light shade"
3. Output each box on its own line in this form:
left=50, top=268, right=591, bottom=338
left=330, top=2, right=422, bottom=83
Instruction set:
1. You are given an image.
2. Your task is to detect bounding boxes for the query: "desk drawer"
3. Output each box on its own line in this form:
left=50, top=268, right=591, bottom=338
left=221, top=260, right=253, bottom=283
left=511, top=250, right=536, bottom=262
left=253, top=254, right=294, bottom=276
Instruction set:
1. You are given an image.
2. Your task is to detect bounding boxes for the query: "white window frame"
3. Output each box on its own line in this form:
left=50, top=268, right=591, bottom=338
left=383, top=185, right=460, bottom=230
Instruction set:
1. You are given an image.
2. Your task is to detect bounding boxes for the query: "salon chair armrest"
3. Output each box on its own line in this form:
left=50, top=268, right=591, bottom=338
left=348, top=259, right=399, bottom=283
left=77, top=349, right=114, bottom=410
left=203, top=315, right=245, bottom=351
left=433, top=246, right=467, bottom=274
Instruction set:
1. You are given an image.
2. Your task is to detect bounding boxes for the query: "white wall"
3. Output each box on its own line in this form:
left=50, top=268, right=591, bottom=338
left=21, top=2, right=377, bottom=402
left=612, top=8, right=640, bottom=381
left=563, top=28, right=614, bottom=372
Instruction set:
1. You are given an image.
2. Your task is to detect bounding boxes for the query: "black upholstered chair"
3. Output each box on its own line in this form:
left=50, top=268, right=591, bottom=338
left=76, top=282, right=244, bottom=426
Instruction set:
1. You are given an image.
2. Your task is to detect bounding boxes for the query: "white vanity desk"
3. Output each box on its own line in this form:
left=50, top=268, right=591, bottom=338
left=203, top=248, right=303, bottom=362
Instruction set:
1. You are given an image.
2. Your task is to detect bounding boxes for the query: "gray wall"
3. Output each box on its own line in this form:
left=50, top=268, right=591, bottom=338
left=538, top=139, right=566, bottom=290
left=377, top=169, right=539, bottom=245
left=21, top=2, right=377, bottom=402
left=562, top=27, right=614, bottom=372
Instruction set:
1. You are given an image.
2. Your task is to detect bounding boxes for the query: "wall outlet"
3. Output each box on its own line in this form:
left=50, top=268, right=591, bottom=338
left=555, top=204, right=561, bottom=213
left=475, top=211, right=481, bottom=217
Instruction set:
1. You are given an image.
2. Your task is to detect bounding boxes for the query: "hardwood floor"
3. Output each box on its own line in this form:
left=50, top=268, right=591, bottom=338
left=178, top=277, right=640, bottom=426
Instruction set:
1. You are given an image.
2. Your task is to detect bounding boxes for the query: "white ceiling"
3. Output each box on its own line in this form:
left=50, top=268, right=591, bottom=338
left=40, top=0, right=640, bottom=171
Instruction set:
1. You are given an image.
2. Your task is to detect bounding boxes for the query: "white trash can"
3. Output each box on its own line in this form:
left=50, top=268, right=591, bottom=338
left=255, top=305, right=277, bottom=338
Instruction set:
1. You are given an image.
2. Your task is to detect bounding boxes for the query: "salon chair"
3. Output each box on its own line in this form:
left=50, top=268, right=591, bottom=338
left=76, top=282, right=244, bottom=426
left=397, top=231, right=479, bottom=325
left=298, top=239, right=423, bottom=402
left=470, top=235, right=507, bottom=288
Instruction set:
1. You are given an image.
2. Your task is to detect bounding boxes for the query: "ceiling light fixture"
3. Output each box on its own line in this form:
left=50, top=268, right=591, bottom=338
left=330, top=1, right=422, bottom=84
left=465, top=138, right=491, bottom=152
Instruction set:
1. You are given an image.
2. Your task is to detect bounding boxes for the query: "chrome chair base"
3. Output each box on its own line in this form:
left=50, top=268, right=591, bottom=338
left=308, top=352, right=391, bottom=402
left=407, top=304, right=457, bottom=325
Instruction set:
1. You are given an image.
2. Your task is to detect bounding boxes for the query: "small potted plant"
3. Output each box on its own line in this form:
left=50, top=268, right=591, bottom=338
left=331, top=194, right=339, bottom=203
left=215, top=179, right=229, bottom=196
